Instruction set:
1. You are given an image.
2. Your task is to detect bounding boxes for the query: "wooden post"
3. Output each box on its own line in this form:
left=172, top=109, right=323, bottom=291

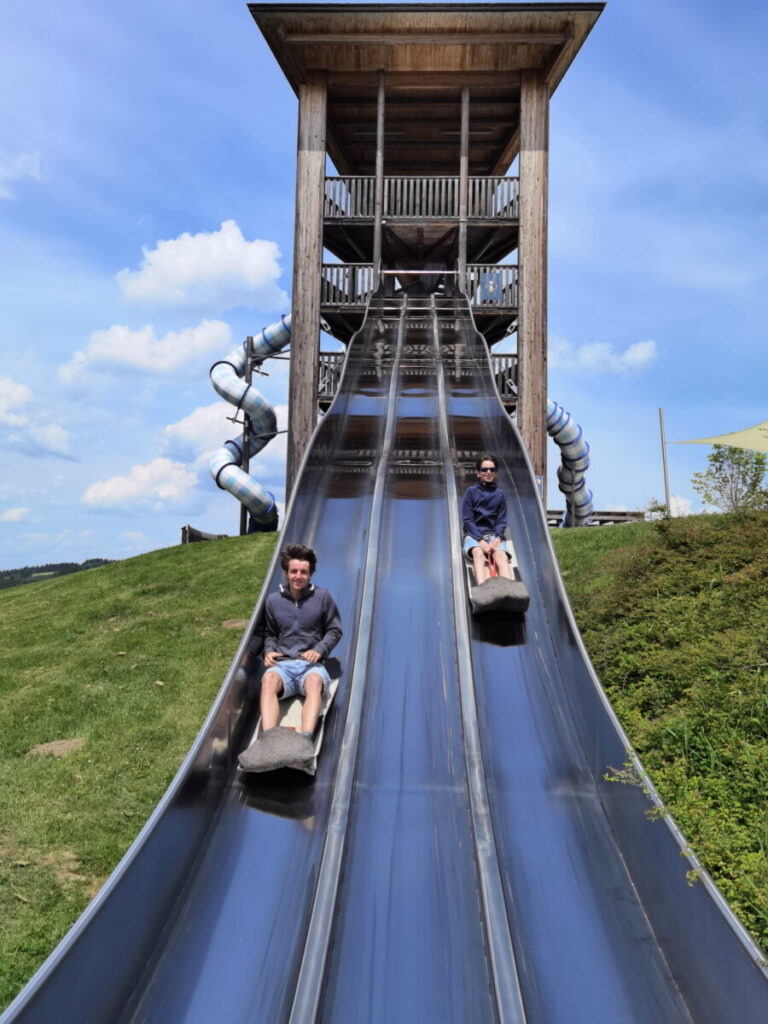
left=518, top=70, right=549, bottom=502
left=288, top=74, right=327, bottom=496
left=372, top=71, right=385, bottom=281
left=458, top=86, right=469, bottom=291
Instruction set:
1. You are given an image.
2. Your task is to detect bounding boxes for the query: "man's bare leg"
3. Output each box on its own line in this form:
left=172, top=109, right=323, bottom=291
left=260, top=670, right=283, bottom=731
left=301, top=674, right=324, bottom=735
left=471, top=546, right=489, bottom=585
left=494, top=549, right=513, bottom=579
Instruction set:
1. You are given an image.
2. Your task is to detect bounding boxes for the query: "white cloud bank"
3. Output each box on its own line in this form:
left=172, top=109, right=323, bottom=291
left=58, top=319, right=231, bottom=379
left=670, top=495, right=694, bottom=517
left=0, top=377, right=32, bottom=425
left=0, top=507, right=30, bottom=522
left=163, top=402, right=234, bottom=465
left=551, top=337, right=657, bottom=375
left=116, top=220, right=288, bottom=311
left=0, top=151, right=41, bottom=199
left=0, top=376, right=71, bottom=457
left=82, top=458, right=198, bottom=511
left=163, top=402, right=287, bottom=469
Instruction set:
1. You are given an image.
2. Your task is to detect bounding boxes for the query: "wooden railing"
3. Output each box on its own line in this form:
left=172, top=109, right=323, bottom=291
left=316, top=351, right=518, bottom=408
left=324, top=176, right=519, bottom=220
left=320, top=263, right=374, bottom=306
left=492, top=354, right=518, bottom=406
left=468, top=176, right=519, bottom=219
left=383, top=176, right=460, bottom=218
left=466, top=264, right=518, bottom=307
left=324, top=177, right=375, bottom=219
left=318, top=351, right=344, bottom=402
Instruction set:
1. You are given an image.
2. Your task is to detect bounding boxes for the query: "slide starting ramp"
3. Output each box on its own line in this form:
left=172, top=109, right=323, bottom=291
left=3, top=292, right=767, bottom=1023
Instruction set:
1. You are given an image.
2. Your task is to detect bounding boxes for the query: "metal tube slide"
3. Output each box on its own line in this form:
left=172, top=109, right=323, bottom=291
left=546, top=398, right=593, bottom=526
left=209, top=314, right=292, bottom=525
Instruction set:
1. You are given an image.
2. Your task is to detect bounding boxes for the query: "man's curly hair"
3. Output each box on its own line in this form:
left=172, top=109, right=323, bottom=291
left=280, top=544, right=317, bottom=574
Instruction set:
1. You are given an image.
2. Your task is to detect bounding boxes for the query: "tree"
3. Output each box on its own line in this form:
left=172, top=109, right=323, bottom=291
left=691, top=445, right=768, bottom=512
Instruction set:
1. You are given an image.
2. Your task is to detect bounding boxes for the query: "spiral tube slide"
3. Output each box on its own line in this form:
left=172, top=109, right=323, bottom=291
left=547, top=398, right=594, bottom=526
left=208, top=315, right=291, bottom=528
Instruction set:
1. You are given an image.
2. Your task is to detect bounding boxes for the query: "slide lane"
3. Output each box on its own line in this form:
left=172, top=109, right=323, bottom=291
left=439, top=295, right=768, bottom=1023
left=315, top=309, right=497, bottom=1021
left=118, top=299, right=404, bottom=1023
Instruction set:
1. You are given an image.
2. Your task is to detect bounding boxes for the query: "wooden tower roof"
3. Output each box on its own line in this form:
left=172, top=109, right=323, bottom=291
left=249, top=3, right=604, bottom=175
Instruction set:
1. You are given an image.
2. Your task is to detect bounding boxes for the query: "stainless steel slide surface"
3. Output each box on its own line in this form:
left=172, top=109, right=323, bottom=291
left=4, top=293, right=768, bottom=1023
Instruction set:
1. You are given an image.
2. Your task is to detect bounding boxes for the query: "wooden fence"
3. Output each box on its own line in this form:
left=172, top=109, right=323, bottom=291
left=320, top=263, right=375, bottom=306
left=466, top=264, right=519, bottom=307
left=324, top=176, right=519, bottom=220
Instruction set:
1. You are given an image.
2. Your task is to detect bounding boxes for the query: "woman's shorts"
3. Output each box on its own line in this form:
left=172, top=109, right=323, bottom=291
left=267, top=658, right=331, bottom=699
left=463, top=534, right=511, bottom=557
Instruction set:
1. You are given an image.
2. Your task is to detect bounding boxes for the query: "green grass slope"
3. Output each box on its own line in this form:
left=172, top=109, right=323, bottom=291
left=0, top=534, right=277, bottom=1010
left=552, top=512, right=768, bottom=952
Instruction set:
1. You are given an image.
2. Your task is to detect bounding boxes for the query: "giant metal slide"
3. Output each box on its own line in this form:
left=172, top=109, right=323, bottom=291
left=4, top=293, right=768, bottom=1023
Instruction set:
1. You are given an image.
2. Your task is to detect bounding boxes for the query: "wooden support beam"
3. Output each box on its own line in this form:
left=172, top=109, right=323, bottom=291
left=491, top=127, right=520, bottom=177
left=328, top=71, right=522, bottom=89
left=288, top=74, right=327, bottom=496
left=287, top=32, right=566, bottom=46
left=517, top=70, right=548, bottom=503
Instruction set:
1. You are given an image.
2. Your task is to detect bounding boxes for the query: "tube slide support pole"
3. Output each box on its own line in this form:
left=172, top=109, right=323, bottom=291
left=238, top=335, right=254, bottom=536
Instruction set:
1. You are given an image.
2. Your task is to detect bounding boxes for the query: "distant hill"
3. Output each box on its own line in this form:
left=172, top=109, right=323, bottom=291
left=0, top=559, right=113, bottom=591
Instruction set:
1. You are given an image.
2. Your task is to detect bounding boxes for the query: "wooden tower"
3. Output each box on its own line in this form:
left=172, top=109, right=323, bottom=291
left=250, top=2, right=604, bottom=496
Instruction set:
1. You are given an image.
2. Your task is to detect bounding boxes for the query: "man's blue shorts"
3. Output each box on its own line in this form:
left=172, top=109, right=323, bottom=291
left=267, top=658, right=331, bottom=699
left=463, top=534, right=511, bottom=557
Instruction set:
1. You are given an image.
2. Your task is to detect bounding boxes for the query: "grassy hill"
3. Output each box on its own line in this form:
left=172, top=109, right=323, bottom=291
left=1, top=514, right=767, bottom=1009
left=552, top=512, right=768, bottom=952
left=0, top=534, right=276, bottom=1009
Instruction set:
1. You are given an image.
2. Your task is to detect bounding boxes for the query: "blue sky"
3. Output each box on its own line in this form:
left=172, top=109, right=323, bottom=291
left=1, top=0, right=766, bottom=571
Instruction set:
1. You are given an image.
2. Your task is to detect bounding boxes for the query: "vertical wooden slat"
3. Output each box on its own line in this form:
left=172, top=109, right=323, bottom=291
left=518, top=70, right=549, bottom=500
left=288, top=74, right=326, bottom=496
left=459, top=87, right=469, bottom=290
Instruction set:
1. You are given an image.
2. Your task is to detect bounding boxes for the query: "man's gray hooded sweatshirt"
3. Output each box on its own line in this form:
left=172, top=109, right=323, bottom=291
left=260, top=583, right=342, bottom=661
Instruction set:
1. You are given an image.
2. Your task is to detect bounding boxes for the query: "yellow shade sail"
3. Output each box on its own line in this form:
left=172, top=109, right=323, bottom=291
left=673, top=420, right=768, bottom=453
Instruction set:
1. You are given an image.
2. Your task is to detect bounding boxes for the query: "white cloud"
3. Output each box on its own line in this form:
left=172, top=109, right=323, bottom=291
left=26, top=423, right=71, bottom=457
left=550, top=337, right=657, bottom=375
left=58, top=319, right=231, bottom=379
left=163, top=401, right=287, bottom=468
left=163, top=402, right=233, bottom=464
left=670, top=495, right=694, bottom=517
left=0, top=376, right=32, bottom=425
left=115, top=220, right=288, bottom=311
left=0, top=377, right=72, bottom=457
left=82, top=458, right=198, bottom=511
left=0, top=151, right=41, bottom=199
left=0, top=507, right=30, bottom=522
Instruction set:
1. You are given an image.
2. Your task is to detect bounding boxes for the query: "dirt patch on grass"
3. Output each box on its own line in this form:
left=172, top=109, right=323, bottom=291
left=27, top=738, right=85, bottom=757
left=221, top=619, right=249, bottom=630
left=42, top=850, right=88, bottom=891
